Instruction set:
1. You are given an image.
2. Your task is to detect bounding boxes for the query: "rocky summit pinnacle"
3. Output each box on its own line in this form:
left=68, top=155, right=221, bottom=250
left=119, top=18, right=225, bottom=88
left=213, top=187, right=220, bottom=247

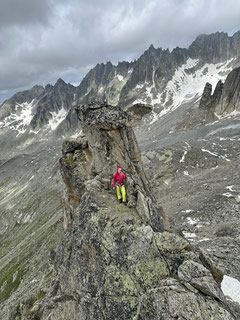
left=41, top=102, right=235, bottom=320
left=198, top=66, right=240, bottom=122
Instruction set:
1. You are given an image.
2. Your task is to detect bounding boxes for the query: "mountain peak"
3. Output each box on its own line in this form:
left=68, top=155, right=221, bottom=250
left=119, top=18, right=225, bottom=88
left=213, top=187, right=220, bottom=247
left=149, top=44, right=155, bottom=50
left=55, top=78, right=67, bottom=86
left=188, top=31, right=237, bottom=62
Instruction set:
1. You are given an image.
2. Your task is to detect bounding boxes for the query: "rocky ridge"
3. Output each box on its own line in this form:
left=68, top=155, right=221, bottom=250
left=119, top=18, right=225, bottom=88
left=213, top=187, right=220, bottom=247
left=40, top=102, right=235, bottom=320
left=175, top=66, right=240, bottom=131
left=0, top=79, right=77, bottom=143
left=1, top=31, right=240, bottom=144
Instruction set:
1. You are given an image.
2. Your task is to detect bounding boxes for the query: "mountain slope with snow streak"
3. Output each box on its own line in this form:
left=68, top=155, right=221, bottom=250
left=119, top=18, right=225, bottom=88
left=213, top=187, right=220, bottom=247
left=1, top=31, right=240, bottom=143
left=135, top=57, right=237, bottom=124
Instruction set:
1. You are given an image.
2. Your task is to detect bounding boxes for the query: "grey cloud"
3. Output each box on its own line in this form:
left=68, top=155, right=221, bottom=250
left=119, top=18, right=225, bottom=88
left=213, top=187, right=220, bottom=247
left=0, top=0, right=53, bottom=30
left=1, top=0, right=240, bottom=102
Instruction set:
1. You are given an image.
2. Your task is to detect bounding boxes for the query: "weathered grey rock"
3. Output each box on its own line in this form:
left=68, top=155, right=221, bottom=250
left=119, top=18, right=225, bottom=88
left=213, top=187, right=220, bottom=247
left=199, top=248, right=224, bottom=286
left=30, top=79, right=76, bottom=129
left=189, top=31, right=240, bottom=63
left=199, top=82, right=212, bottom=109
left=214, top=67, right=240, bottom=115
left=198, top=67, right=240, bottom=122
left=62, top=136, right=88, bottom=155
left=41, top=102, right=235, bottom=320
left=178, top=260, right=225, bottom=301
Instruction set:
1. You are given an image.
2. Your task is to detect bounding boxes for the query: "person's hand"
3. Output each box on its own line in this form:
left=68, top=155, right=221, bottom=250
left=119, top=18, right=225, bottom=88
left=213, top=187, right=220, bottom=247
left=113, top=186, right=115, bottom=190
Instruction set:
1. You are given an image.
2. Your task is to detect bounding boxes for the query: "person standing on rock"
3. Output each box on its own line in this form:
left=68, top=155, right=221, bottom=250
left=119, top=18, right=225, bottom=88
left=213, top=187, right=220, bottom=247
left=113, top=166, right=127, bottom=205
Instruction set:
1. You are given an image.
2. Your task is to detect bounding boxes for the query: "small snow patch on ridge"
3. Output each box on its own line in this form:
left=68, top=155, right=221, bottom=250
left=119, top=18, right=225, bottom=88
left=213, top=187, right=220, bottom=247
left=187, top=217, right=199, bottom=225
left=226, top=185, right=235, bottom=192
left=183, top=231, right=196, bottom=239
left=201, top=149, right=218, bottom=157
left=116, top=74, right=124, bottom=81
left=222, top=192, right=233, bottom=198
left=180, top=150, right=188, bottom=163
left=221, top=275, right=240, bottom=304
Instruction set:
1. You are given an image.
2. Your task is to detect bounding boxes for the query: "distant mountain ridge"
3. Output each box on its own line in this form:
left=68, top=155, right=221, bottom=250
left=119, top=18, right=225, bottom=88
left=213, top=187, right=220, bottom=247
left=200, top=67, right=240, bottom=120
left=1, top=30, right=240, bottom=141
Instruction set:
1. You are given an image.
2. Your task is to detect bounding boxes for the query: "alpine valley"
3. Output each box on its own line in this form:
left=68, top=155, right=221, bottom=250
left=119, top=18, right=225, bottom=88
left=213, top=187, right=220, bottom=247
left=1, top=31, right=240, bottom=319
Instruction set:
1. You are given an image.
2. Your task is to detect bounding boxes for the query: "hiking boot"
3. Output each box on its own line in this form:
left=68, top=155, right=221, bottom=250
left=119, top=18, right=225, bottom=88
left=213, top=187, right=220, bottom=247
left=118, top=199, right=122, bottom=203
left=123, top=202, right=127, bottom=206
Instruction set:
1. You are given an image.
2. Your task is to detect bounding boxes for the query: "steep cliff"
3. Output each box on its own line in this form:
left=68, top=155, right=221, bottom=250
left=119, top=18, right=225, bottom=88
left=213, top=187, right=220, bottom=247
left=198, top=66, right=240, bottom=122
left=40, top=102, right=235, bottom=320
left=174, top=66, right=240, bottom=131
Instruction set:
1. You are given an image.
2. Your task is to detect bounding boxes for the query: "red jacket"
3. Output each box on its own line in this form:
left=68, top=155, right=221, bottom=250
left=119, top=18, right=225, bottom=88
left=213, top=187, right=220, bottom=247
left=113, top=168, right=126, bottom=187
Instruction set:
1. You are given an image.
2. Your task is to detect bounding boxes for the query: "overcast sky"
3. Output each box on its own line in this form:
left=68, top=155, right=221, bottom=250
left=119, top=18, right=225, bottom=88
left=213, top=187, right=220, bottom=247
left=0, top=0, right=240, bottom=102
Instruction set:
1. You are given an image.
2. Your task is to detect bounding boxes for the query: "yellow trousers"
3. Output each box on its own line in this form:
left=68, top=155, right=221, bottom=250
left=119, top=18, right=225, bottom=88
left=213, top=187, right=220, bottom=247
left=116, top=185, right=126, bottom=202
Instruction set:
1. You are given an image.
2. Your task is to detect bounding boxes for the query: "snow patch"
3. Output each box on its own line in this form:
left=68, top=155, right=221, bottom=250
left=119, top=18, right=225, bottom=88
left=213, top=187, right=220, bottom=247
left=116, top=74, right=124, bottom=81
left=216, top=109, right=240, bottom=119
left=198, top=238, right=210, bottom=242
left=0, top=99, right=36, bottom=135
left=226, top=185, right=235, bottom=192
left=187, top=217, right=200, bottom=225
left=183, top=231, right=196, bottom=239
left=207, top=123, right=240, bottom=136
left=221, top=275, right=240, bottom=304
left=180, top=150, right=187, bottom=163
left=219, top=155, right=231, bottom=162
left=201, top=149, right=218, bottom=157
left=222, top=192, right=233, bottom=198
left=48, top=107, right=68, bottom=130
left=70, top=130, right=82, bottom=139
left=29, top=129, right=40, bottom=135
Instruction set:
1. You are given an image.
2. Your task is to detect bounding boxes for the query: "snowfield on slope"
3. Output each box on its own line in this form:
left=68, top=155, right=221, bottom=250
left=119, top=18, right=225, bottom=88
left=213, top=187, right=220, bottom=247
left=0, top=100, right=36, bottom=136
left=222, top=275, right=240, bottom=304
left=133, top=57, right=236, bottom=124
left=48, top=107, right=68, bottom=130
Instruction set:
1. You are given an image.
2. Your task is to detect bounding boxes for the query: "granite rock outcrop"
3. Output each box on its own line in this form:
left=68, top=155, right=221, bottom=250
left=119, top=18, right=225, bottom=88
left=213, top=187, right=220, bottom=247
left=41, top=102, right=235, bottom=320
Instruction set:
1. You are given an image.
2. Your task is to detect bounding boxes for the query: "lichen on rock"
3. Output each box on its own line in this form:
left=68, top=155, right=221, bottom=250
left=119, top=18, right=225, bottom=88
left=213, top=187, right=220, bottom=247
left=42, top=102, right=235, bottom=319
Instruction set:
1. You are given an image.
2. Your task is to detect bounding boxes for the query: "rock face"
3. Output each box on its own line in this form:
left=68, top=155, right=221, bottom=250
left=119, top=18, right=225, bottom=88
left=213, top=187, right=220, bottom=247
left=30, top=78, right=76, bottom=129
left=199, top=67, right=240, bottom=121
left=75, top=61, right=135, bottom=107
left=175, top=66, right=240, bottom=130
left=213, top=67, right=240, bottom=115
left=0, top=78, right=77, bottom=137
left=42, top=102, right=235, bottom=320
left=189, top=31, right=240, bottom=63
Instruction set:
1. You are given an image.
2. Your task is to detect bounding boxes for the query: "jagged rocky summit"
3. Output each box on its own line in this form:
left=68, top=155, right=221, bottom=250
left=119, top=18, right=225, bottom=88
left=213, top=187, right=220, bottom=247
left=199, top=67, right=240, bottom=121
left=2, top=31, right=240, bottom=142
left=174, top=66, right=240, bottom=131
left=41, top=102, right=235, bottom=320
